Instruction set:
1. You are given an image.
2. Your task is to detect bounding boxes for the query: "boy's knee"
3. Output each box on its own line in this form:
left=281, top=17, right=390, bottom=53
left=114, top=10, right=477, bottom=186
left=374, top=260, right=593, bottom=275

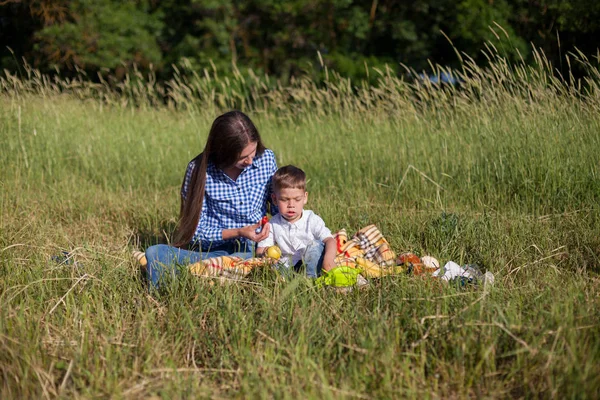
left=303, top=241, right=325, bottom=278
left=306, top=240, right=324, bottom=253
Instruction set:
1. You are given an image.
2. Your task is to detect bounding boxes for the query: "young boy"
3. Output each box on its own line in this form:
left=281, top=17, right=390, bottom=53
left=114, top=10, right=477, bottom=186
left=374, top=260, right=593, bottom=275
left=257, top=165, right=336, bottom=277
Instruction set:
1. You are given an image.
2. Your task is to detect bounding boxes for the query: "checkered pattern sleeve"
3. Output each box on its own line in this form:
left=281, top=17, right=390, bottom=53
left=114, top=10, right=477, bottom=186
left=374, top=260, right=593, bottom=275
left=194, top=189, right=223, bottom=244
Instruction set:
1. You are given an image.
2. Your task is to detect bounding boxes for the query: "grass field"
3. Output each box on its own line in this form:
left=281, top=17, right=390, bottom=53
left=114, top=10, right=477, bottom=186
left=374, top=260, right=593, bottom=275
left=1, top=52, right=599, bottom=398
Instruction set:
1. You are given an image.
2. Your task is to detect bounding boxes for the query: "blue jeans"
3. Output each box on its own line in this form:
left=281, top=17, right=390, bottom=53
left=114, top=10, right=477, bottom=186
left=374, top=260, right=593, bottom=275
left=293, top=240, right=325, bottom=278
left=144, top=242, right=253, bottom=289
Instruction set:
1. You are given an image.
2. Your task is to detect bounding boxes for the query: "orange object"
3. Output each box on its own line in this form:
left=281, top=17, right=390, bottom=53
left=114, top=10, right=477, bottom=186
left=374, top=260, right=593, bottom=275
left=410, top=263, right=426, bottom=275
left=397, top=252, right=421, bottom=265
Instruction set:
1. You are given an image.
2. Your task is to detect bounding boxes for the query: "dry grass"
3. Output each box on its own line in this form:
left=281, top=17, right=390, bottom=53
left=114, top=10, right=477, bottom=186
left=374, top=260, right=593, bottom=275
left=1, top=47, right=599, bottom=398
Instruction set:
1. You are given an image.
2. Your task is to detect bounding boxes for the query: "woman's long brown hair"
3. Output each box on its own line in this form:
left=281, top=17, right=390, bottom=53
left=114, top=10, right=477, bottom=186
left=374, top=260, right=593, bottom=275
left=173, top=111, right=265, bottom=248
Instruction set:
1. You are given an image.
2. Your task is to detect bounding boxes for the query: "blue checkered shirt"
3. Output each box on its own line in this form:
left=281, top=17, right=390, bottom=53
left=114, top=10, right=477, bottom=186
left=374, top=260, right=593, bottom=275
left=181, top=148, right=278, bottom=249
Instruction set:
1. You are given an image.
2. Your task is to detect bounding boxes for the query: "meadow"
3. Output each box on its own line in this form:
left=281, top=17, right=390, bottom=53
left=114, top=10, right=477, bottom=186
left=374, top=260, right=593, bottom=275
left=1, top=50, right=599, bottom=398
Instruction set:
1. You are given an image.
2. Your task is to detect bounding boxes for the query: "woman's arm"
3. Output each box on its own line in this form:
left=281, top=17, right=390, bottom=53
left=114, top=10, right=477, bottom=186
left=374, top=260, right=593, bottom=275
left=222, top=223, right=270, bottom=242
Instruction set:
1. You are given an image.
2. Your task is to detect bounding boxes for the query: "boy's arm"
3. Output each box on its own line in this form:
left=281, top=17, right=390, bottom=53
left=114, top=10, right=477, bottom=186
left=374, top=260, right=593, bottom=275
left=321, top=237, right=337, bottom=271
left=309, top=212, right=336, bottom=271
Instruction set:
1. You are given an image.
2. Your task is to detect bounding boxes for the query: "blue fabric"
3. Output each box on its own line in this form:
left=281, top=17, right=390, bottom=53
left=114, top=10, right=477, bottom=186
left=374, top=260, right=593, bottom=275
left=181, top=148, right=278, bottom=249
left=145, top=243, right=253, bottom=288
left=294, top=240, right=325, bottom=278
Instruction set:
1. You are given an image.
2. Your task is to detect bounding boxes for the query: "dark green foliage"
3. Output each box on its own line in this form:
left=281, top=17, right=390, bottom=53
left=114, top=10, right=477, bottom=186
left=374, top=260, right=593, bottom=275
left=1, top=0, right=163, bottom=75
left=1, top=0, right=599, bottom=81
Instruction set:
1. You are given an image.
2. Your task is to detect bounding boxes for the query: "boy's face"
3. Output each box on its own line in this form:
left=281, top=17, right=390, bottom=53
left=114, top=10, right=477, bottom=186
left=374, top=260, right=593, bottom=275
left=273, top=188, right=308, bottom=223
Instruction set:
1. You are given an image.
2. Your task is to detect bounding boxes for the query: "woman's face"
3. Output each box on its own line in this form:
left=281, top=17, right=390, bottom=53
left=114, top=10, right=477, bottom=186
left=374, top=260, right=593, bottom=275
left=233, top=141, right=258, bottom=170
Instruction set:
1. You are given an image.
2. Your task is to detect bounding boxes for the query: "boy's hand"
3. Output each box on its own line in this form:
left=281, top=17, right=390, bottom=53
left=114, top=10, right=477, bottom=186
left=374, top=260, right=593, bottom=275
left=322, top=255, right=336, bottom=272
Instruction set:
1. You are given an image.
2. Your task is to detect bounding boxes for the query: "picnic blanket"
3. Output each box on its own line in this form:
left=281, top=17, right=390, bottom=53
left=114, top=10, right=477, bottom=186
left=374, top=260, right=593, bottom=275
left=133, top=225, right=438, bottom=284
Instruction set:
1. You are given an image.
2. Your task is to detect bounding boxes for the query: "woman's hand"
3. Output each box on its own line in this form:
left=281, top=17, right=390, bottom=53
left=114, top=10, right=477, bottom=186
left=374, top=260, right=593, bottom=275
left=237, top=222, right=271, bottom=243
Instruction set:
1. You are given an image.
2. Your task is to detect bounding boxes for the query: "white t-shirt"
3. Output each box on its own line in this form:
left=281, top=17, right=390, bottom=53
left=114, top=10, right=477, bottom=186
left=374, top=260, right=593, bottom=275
left=258, top=210, right=333, bottom=267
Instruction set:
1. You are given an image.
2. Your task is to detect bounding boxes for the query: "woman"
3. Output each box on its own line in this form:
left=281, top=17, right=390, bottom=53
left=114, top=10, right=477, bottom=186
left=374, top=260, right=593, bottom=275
left=145, top=110, right=277, bottom=288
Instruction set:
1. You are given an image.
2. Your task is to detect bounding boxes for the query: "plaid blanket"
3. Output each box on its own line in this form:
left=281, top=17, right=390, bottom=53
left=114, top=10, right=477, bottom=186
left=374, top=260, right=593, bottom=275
left=133, top=224, right=410, bottom=282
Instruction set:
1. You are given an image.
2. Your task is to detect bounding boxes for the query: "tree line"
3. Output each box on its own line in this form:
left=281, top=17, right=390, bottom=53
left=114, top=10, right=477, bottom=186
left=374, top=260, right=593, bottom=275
left=1, top=0, right=599, bottom=82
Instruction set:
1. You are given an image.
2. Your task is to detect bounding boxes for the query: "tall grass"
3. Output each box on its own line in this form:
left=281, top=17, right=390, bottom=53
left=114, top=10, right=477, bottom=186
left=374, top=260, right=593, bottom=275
left=1, top=47, right=599, bottom=398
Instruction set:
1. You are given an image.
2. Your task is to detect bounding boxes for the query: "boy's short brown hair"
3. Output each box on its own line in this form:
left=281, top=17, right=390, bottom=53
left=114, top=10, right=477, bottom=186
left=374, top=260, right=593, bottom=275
left=272, top=165, right=306, bottom=192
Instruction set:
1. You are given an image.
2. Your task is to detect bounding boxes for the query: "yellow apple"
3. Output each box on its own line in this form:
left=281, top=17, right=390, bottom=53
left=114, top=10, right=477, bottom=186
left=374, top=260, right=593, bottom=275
left=266, top=245, right=282, bottom=260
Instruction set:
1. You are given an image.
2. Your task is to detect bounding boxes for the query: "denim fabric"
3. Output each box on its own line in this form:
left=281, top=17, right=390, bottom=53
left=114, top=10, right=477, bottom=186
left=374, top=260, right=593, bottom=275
left=293, top=240, right=325, bottom=278
left=145, top=242, right=253, bottom=288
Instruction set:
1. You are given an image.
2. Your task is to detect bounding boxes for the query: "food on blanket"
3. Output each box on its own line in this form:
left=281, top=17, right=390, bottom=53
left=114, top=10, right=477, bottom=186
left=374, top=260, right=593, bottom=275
left=266, top=245, right=282, bottom=260
left=409, top=263, right=427, bottom=275
left=421, top=256, right=440, bottom=272
left=396, top=252, right=427, bottom=275
left=397, top=252, right=421, bottom=265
